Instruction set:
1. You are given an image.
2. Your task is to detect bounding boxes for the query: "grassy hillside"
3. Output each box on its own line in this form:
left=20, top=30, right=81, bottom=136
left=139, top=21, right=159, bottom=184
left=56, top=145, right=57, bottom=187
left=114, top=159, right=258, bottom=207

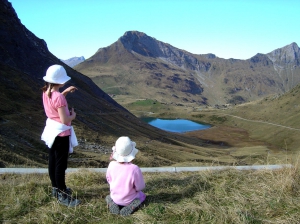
left=1, top=157, right=299, bottom=223
left=183, top=84, right=300, bottom=165
left=193, top=85, right=300, bottom=152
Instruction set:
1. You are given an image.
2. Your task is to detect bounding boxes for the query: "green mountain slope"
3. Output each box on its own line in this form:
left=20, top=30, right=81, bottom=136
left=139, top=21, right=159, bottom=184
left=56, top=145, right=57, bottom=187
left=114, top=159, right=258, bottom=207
left=187, top=83, right=300, bottom=160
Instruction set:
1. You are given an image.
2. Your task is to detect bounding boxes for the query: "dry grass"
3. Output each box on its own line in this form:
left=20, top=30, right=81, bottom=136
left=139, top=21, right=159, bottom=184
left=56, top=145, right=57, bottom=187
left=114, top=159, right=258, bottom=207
left=1, top=155, right=300, bottom=223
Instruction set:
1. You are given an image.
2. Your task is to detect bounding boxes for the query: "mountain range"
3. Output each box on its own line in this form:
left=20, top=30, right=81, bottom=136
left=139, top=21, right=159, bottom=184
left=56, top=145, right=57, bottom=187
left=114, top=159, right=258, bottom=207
left=75, top=31, right=300, bottom=106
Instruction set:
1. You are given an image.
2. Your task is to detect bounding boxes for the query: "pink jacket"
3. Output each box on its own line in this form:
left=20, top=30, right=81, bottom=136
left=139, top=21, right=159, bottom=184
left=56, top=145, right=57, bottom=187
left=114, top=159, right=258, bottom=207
left=106, top=161, right=146, bottom=206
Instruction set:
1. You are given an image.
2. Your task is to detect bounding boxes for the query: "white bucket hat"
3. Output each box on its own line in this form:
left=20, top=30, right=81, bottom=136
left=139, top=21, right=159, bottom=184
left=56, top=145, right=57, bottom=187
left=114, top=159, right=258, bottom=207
left=112, top=136, right=138, bottom=162
left=43, top=65, right=71, bottom=84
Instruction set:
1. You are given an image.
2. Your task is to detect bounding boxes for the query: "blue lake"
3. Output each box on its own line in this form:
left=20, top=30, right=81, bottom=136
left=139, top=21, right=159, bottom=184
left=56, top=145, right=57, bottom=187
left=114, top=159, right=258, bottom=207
left=142, top=117, right=211, bottom=133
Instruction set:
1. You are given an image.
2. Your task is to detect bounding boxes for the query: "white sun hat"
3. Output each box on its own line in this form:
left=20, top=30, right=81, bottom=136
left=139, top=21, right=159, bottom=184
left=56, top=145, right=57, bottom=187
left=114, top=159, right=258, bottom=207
left=43, top=65, right=71, bottom=84
left=112, top=136, right=138, bottom=162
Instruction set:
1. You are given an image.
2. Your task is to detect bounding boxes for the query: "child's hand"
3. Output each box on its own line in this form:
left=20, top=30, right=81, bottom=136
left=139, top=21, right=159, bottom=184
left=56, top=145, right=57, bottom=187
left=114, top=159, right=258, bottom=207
left=70, top=108, right=76, bottom=119
left=62, top=86, right=78, bottom=96
left=66, top=86, right=77, bottom=93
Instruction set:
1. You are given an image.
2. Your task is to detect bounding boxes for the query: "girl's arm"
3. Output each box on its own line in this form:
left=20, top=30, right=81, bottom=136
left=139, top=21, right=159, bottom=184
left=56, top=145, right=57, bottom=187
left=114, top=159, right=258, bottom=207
left=106, top=173, right=111, bottom=184
left=134, top=167, right=145, bottom=191
left=58, top=107, right=76, bottom=125
left=106, top=163, right=112, bottom=184
left=62, top=86, right=77, bottom=96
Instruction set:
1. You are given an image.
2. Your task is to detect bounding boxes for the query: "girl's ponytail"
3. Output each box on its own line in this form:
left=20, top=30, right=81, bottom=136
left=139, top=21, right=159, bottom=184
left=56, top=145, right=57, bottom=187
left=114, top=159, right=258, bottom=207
left=41, top=83, right=54, bottom=98
left=48, top=84, right=53, bottom=98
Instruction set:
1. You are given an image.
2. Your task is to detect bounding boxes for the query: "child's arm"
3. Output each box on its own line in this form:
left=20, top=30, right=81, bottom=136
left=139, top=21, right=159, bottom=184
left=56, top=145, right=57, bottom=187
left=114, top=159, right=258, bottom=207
left=106, top=162, right=113, bottom=184
left=62, top=86, right=77, bottom=96
left=106, top=174, right=111, bottom=184
left=134, top=167, right=145, bottom=191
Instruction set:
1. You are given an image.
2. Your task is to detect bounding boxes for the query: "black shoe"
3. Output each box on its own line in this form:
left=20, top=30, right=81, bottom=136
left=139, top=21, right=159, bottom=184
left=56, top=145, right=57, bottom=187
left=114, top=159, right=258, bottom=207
left=52, top=187, right=72, bottom=198
left=57, top=191, right=80, bottom=207
left=65, top=187, right=73, bottom=196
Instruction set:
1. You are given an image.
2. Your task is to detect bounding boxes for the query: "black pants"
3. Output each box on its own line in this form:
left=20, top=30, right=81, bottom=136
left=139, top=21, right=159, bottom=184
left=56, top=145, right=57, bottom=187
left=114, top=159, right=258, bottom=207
left=48, top=136, right=69, bottom=191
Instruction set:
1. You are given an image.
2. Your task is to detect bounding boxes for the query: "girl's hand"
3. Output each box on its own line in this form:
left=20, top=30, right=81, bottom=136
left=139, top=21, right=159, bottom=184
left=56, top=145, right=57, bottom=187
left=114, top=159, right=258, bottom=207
left=58, top=107, right=76, bottom=124
left=70, top=108, right=76, bottom=119
left=62, top=86, right=78, bottom=96
left=68, top=86, right=78, bottom=93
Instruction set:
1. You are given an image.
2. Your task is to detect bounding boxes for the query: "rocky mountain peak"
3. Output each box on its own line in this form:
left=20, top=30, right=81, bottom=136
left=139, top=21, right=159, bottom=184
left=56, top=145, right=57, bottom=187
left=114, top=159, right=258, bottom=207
left=267, top=42, right=300, bottom=64
left=122, top=31, right=148, bottom=39
left=119, top=31, right=210, bottom=72
left=119, top=30, right=161, bottom=57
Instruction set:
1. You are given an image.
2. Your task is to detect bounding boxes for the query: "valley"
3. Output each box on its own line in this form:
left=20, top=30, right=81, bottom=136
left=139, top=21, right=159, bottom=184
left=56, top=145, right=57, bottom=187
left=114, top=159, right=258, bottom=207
left=106, top=94, right=299, bottom=166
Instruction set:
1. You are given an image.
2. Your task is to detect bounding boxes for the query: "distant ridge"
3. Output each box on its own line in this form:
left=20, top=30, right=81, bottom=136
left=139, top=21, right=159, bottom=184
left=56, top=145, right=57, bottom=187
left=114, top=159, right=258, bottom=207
left=61, top=56, right=85, bottom=67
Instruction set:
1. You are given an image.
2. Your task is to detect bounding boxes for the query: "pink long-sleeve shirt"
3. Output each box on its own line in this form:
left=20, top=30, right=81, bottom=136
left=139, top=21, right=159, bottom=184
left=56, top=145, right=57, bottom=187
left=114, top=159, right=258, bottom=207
left=106, top=161, right=146, bottom=206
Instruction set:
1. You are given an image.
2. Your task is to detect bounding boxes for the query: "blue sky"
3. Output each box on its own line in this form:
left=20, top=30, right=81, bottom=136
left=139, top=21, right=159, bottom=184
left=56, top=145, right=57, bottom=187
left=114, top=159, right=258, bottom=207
left=9, top=0, right=300, bottom=60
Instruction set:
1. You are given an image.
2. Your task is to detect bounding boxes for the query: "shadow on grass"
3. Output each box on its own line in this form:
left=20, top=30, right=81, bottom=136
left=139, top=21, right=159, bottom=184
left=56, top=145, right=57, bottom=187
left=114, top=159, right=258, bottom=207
left=143, top=174, right=211, bottom=205
left=78, top=186, right=110, bottom=202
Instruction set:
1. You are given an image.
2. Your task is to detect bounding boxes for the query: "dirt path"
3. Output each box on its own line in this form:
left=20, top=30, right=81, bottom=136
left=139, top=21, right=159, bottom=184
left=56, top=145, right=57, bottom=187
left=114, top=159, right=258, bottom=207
left=219, top=113, right=300, bottom=131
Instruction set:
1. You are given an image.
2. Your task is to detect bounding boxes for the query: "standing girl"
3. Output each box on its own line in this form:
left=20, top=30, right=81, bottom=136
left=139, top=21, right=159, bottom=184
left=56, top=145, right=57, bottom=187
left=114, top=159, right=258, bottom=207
left=41, top=64, right=80, bottom=207
left=106, top=136, right=146, bottom=216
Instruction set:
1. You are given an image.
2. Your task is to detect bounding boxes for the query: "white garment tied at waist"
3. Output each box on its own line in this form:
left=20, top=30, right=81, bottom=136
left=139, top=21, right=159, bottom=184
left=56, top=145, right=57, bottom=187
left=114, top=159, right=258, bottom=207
left=41, top=118, right=78, bottom=153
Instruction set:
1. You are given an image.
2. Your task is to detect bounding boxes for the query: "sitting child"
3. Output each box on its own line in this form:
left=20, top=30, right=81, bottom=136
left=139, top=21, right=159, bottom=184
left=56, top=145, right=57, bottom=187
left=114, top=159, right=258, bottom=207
left=105, top=136, right=146, bottom=216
